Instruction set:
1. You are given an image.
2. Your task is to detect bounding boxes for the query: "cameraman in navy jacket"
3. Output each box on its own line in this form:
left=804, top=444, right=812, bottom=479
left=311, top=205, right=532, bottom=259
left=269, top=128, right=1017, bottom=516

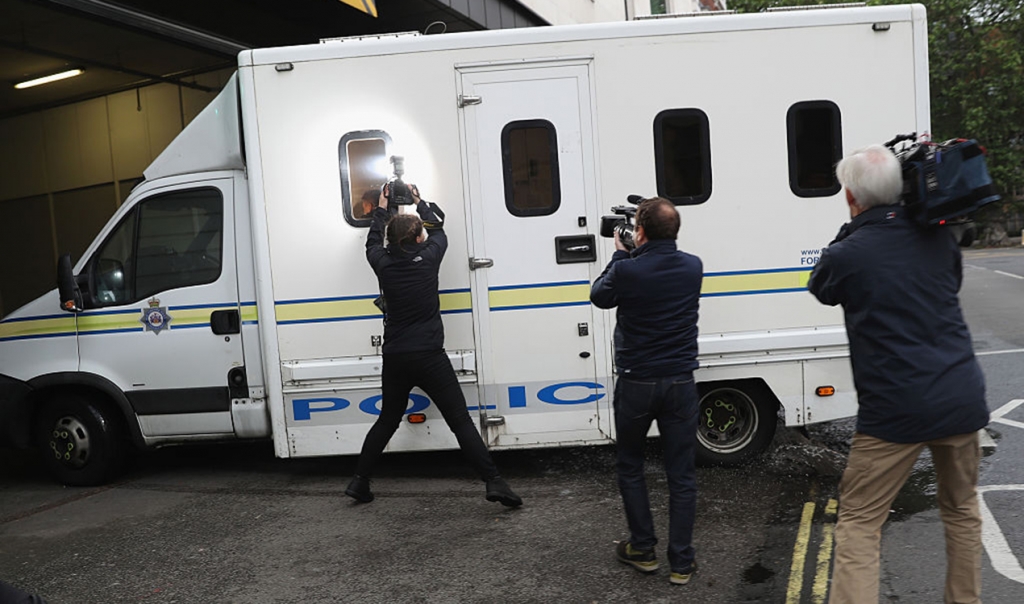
left=808, top=145, right=989, bottom=604
left=345, top=185, right=521, bottom=508
left=591, top=197, right=703, bottom=586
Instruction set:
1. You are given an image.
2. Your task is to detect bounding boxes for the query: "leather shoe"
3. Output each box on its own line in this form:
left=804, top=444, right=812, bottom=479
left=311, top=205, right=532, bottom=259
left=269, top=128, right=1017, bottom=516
left=485, top=476, right=522, bottom=507
left=345, top=474, right=374, bottom=503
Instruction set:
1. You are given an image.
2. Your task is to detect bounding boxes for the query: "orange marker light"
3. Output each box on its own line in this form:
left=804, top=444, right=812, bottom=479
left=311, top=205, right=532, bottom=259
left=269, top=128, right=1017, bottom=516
left=816, top=386, right=836, bottom=397
left=407, top=413, right=427, bottom=424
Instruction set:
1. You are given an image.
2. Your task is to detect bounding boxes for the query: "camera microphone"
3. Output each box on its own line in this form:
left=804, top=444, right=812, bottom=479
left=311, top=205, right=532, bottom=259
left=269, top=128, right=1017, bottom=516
left=626, top=194, right=645, bottom=205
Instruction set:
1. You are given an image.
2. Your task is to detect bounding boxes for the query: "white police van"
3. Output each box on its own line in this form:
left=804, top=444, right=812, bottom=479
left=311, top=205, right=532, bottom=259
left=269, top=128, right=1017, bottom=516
left=0, top=4, right=931, bottom=485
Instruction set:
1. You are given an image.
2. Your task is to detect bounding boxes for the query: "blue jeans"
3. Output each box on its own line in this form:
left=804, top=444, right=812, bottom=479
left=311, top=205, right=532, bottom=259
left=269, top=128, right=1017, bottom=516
left=614, top=373, right=699, bottom=572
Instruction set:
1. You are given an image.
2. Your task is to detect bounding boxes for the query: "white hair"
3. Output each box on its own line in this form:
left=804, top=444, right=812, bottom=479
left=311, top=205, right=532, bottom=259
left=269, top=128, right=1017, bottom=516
left=835, top=144, right=903, bottom=210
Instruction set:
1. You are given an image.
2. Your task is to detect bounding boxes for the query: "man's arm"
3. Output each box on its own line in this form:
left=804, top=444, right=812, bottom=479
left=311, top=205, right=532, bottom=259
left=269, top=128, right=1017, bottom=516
left=415, top=197, right=448, bottom=260
left=807, top=247, right=844, bottom=306
left=365, top=206, right=389, bottom=270
left=590, top=250, right=629, bottom=309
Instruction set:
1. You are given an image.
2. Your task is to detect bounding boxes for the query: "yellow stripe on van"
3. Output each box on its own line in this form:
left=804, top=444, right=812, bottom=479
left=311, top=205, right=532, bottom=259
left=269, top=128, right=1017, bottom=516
left=440, top=290, right=472, bottom=313
left=241, top=305, right=259, bottom=323
left=489, top=282, right=590, bottom=311
left=702, top=269, right=811, bottom=297
left=0, top=315, right=77, bottom=340
left=276, top=298, right=380, bottom=323
left=172, top=306, right=232, bottom=328
left=78, top=312, right=142, bottom=334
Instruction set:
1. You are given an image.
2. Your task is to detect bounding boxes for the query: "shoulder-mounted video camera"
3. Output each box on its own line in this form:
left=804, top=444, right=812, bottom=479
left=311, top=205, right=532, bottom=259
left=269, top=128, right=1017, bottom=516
left=600, top=195, right=644, bottom=251
left=884, top=133, right=1001, bottom=228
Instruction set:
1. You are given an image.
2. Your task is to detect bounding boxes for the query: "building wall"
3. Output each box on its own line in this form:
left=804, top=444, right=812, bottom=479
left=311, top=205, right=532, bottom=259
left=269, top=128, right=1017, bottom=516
left=0, top=70, right=234, bottom=317
left=518, top=0, right=629, bottom=25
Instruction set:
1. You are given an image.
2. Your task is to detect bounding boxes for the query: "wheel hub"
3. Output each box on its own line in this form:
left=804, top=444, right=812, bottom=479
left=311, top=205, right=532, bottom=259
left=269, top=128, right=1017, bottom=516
left=697, top=389, right=758, bottom=454
left=48, top=416, right=91, bottom=469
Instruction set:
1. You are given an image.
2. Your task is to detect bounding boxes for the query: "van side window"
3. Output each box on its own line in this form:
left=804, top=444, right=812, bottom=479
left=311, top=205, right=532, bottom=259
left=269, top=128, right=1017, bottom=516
left=501, top=119, right=561, bottom=217
left=339, top=130, right=392, bottom=227
left=654, top=109, right=712, bottom=205
left=787, top=101, right=842, bottom=197
left=91, top=188, right=223, bottom=306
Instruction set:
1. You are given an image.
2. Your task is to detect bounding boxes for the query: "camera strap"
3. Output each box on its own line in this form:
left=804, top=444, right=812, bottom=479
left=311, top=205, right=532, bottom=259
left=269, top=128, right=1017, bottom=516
left=422, top=202, right=445, bottom=229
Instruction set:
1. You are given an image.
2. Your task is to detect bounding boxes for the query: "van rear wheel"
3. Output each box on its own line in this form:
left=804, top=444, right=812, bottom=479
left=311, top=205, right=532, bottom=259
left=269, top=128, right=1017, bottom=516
left=695, top=383, right=776, bottom=466
left=35, top=393, right=126, bottom=487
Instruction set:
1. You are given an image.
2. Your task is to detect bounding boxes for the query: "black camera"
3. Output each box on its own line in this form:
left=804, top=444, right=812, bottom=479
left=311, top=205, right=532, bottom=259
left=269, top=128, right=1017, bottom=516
left=884, top=133, right=1000, bottom=227
left=600, top=195, right=643, bottom=251
left=383, top=155, right=414, bottom=209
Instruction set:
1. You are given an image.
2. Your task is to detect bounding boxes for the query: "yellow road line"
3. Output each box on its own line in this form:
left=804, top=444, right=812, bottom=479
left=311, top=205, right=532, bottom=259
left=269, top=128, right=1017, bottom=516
left=812, top=499, right=839, bottom=604
left=787, top=501, right=817, bottom=604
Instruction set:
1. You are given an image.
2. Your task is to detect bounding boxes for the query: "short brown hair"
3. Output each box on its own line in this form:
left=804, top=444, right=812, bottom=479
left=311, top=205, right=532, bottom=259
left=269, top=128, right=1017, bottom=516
left=634, top=197, right=680, bottom=241
left=386, top=213, right=423, bottom=250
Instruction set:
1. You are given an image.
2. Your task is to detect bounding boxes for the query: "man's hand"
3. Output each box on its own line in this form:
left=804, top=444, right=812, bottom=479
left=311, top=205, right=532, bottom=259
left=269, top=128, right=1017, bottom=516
left=614, top=230, right=628, bottom=252
left=410, top=184, right=421, bottom=205
left=378, top=185, right=389, bottom=211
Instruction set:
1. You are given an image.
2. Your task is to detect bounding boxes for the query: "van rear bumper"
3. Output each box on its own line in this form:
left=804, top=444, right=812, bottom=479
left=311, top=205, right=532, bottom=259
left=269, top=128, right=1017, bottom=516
left=0, top=374, right=33, bottom=448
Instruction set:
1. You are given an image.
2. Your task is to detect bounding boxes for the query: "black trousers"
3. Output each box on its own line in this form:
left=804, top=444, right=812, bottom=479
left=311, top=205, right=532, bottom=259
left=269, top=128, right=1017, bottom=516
left=0, top=580, right=47, bottom=604
left=354, top=349, right=499, bottom=481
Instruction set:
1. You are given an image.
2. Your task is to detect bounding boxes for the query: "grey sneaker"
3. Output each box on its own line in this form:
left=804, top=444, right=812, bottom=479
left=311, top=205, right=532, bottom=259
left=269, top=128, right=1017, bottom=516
left=616, top=540, right=659, bottom=573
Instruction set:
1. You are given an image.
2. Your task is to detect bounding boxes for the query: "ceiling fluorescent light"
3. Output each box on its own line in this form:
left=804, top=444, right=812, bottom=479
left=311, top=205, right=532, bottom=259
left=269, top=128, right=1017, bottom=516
left=14, top=68, right=85, bottom=90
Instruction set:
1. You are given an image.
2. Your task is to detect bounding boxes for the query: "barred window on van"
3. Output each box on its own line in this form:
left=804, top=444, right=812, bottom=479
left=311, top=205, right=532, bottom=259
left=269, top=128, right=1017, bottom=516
left=339, top=130, right=392, bottom=227
left=654, top=109, right=712, bottom=205
left=787, top=101, right=843, bottom=197
left=501, top=120, right=561, bottom=217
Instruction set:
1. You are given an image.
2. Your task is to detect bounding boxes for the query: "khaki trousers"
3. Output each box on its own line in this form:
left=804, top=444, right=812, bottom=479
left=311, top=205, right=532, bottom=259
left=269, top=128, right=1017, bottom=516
left=828, top=431, right=982, bottom=604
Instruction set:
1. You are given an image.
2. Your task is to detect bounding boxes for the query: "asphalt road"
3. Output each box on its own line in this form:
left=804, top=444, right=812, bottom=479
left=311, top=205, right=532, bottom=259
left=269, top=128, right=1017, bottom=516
left=1, top=246, right=1022, bottom=604
left=1, top=437, right=825, bottom=603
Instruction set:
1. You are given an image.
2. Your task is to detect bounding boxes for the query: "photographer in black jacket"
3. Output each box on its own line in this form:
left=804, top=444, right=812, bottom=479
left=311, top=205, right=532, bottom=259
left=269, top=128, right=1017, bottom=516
left=808, top=145, right=988, bottom=604
left=591, top=197, right=703, bottom=586
left=345, top=184, right=522, bottom=508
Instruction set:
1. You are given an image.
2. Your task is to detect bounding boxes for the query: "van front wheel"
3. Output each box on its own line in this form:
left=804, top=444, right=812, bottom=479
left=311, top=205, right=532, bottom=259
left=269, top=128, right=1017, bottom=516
left=35, top=393, right=126, bottom=486
left=695, top=383, right=776, bottom=466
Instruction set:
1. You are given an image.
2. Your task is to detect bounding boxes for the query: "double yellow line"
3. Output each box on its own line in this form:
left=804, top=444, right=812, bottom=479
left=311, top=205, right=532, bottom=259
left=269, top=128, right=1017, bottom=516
left=787, top=497, right=839, bottom=603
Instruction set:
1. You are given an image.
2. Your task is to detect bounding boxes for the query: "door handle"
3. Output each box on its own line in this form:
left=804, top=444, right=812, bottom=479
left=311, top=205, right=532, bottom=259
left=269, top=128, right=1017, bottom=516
left=566, top=245, right=591, bottom=252
left=469, top=257, right=494, bottom=270
left=211, top=309, right=241, bottom=335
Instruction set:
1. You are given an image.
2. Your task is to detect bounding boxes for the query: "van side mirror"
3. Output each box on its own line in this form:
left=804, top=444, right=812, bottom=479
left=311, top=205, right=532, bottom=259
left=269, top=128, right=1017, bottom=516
left=57, top=253, right=83, bottom=312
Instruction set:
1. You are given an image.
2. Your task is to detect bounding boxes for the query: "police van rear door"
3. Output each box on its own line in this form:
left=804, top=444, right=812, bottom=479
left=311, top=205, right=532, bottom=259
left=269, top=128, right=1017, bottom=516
left=457, top=61, right=610, bottom=447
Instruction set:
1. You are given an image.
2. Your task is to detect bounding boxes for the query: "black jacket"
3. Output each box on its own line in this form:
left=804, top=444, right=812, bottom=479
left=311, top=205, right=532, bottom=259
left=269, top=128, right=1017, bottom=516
left=366, top=202, right=447, bottom=354
left=590, top=239, right=703, bottom=378
left=808, top=205, right=988, bottom=443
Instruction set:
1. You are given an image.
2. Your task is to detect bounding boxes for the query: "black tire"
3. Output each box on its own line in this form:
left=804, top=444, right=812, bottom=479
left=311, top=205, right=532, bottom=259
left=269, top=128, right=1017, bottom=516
left=35, top=392, right=127, bottom=487
left=695, top=382, right=776, bottom=467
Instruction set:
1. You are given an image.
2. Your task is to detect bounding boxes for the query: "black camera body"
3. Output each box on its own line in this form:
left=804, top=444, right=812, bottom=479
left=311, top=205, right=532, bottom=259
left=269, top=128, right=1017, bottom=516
left=383, top=155, right=414, bottom=209
left=600, top=195, right=643, bottom=251
left=884, top=133, right=1000, bottom=227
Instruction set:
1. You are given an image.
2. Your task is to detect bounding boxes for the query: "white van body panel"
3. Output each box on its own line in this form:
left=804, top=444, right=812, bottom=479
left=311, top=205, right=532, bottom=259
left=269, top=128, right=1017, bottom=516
left=0, top=5, right=930, bottom=467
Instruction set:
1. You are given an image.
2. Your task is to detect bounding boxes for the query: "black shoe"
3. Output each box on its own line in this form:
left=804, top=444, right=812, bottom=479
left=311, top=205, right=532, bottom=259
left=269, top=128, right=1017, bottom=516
left=345, top=475, right=374, bottom=503
left=485, top=476, right=522, bottom=507
left=670, top=561, right=697, bottom=585
left=616, top=540, right=659, bottom=573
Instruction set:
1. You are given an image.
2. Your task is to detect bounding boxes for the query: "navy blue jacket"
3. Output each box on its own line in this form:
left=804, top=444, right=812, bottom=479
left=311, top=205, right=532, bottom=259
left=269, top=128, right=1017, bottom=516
left=590, top=239, right=703, bottom=378
left=366, top=202, right=447, bottom=354
left=808, top=205, right=988, bottom=443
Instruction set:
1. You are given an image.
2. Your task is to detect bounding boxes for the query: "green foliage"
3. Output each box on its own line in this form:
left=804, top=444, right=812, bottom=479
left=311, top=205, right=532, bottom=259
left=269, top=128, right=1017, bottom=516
left=728, top=0, right=1024, bottom=203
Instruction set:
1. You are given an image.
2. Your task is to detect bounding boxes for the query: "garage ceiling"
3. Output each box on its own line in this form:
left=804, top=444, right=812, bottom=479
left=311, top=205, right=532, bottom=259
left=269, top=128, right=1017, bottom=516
left=1, top=0, right=544, bottom=119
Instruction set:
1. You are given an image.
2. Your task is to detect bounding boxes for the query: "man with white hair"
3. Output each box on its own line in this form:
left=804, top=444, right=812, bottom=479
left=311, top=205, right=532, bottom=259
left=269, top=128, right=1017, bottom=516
left=808, top=145, right=989, bottom=604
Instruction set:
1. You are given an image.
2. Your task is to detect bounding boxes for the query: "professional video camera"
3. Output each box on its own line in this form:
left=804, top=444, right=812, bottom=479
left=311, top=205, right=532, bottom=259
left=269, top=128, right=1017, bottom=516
left=600, top=195, right=644, bottom=251
left=383, top=155, right=414, bottom=211
left=884, top=133, right=1001, bottom=228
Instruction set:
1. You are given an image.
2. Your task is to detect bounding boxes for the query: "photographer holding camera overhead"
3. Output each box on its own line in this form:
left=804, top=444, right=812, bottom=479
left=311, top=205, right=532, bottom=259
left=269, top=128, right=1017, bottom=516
left=590, top=196, right=703, bottom=586
left=345, top=157, right=522, bottom=508
left=808, top=145, right=988, bottom=604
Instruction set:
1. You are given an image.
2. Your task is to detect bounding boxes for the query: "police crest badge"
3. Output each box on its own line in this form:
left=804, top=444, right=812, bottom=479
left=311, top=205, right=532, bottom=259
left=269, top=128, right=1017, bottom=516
left=140, top=298, right=172, bottom=335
